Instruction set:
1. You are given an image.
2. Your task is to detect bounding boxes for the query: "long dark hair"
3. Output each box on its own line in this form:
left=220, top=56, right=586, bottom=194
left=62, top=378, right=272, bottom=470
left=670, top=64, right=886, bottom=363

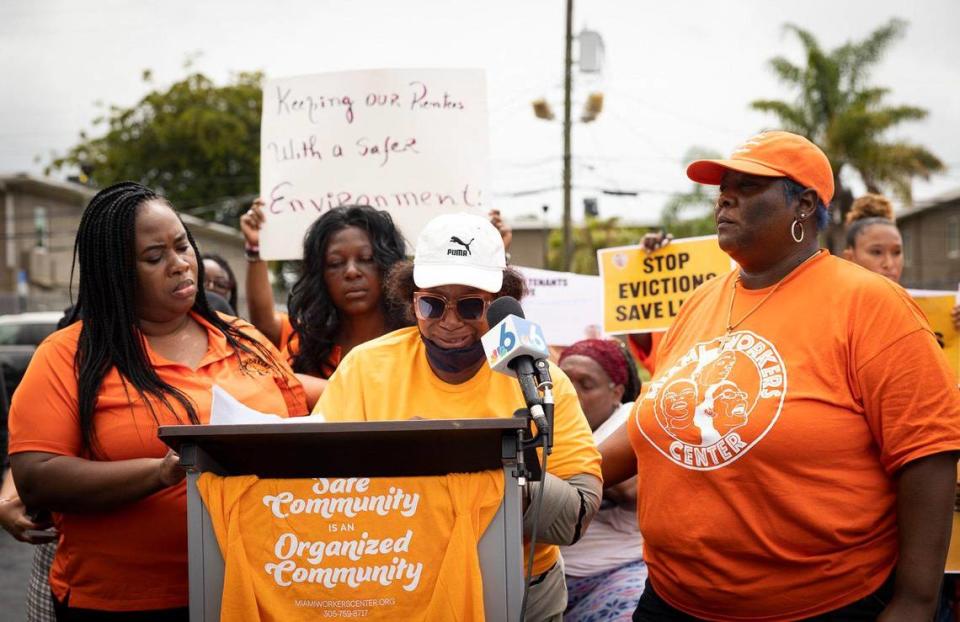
left=201, top=252, right=238, bottom=310
left=70, top=182, right=296, bottom=456
left=288, top=205, right=408, bottom=377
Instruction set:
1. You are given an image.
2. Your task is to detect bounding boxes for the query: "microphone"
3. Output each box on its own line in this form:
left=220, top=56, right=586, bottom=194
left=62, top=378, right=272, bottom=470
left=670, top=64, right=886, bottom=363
left=482, top=297, right=552, bottom=448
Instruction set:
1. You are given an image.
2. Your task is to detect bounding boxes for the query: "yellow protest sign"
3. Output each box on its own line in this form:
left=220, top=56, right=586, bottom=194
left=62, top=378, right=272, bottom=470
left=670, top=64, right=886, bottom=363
left=598, top=236, right=734, bottom=334
left=908, top=290, right=959, bottom=382
left=198, top=472, right=503, bottom=621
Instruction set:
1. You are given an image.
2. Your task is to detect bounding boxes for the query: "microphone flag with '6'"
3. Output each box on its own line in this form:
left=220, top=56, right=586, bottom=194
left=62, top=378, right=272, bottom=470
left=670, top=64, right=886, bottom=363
left=481, top=296, right=550, bottom=377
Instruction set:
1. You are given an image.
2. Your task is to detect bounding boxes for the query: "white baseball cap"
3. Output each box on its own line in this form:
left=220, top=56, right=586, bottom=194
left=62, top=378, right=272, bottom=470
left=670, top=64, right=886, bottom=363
left=413, top=213, right=506, bottom=293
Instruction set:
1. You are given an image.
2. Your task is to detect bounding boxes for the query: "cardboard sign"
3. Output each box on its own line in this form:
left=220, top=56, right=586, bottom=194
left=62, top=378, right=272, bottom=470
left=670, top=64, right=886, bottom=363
left=516, top=267, right=604, bottom=346
left=598, top=236, right=734, bottom=334
left=908, top=289, right=959, bottom=382
left=259, top=69, right=489, bottom=259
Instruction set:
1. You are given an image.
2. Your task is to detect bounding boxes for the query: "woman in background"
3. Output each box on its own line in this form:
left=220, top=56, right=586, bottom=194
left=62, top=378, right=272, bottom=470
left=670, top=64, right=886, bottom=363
left=559, top=339, right=645, bottom=621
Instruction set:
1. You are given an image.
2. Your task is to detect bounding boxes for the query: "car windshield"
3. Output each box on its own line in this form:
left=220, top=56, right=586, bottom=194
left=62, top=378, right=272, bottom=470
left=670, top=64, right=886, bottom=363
left=0, top=322, right=57, bottom=346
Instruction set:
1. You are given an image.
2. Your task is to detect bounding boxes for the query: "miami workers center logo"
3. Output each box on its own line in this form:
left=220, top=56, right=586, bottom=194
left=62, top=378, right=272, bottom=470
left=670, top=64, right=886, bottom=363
left=637, top=330, right=786, bottom=470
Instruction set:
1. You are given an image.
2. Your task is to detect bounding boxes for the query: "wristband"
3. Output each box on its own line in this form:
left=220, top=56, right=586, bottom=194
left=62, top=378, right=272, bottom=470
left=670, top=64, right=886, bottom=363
left=244, top=244, right=261, bottom=262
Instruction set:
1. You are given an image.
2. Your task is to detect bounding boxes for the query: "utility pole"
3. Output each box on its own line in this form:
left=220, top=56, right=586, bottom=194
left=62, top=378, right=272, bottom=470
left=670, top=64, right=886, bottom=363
left=562, top=0, right=574, bottom=271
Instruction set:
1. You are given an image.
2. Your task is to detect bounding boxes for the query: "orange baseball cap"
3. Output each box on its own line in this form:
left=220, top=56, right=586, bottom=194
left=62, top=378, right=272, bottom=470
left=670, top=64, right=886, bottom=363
left=686, top=131, right=834, bottom=205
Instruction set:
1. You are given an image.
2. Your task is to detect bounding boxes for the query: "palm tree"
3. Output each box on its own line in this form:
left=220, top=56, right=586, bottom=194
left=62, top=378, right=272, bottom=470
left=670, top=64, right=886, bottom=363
left=660, top=147, right=723, bottom=238
left=751, top=18, right=943, bottom=248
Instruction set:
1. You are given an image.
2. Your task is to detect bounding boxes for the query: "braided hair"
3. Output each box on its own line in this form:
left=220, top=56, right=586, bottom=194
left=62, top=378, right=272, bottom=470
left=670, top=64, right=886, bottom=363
left=70, top=181, right=294, bottom=456
left=288, top=205, right=408, bottom=377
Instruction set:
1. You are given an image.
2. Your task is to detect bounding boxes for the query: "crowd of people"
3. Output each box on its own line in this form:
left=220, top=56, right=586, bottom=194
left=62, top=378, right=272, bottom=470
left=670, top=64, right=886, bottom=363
left=0, top=129, right=958, bottom=621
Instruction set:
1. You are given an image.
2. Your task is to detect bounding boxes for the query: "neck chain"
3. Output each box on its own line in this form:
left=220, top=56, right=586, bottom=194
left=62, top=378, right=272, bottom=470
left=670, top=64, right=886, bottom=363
left=724, top=249, right=823, bottom=338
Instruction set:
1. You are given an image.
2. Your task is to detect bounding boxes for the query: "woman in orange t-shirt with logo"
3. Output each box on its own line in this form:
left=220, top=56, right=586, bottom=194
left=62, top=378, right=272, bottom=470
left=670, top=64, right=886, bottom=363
left=601, top=132, right=960, bottom=621
left=7, top=182, right=307, bottom=620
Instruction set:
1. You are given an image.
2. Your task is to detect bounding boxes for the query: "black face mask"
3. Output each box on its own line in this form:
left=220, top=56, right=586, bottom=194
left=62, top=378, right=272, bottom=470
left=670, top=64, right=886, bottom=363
left=421, top=335, right=486, bottom=374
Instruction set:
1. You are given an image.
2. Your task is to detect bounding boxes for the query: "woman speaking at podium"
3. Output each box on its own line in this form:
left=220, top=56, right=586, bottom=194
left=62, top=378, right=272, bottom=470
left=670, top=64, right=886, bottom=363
left=315, top=212, right=602, bottom=621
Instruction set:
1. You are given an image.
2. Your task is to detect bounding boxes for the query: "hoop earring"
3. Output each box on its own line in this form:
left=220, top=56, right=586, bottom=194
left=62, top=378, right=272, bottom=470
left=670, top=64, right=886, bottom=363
left=791, top=219, right=804, bottom=243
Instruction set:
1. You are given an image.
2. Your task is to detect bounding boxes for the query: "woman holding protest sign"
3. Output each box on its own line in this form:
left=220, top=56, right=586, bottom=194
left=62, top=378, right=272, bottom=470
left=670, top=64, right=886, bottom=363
left=558, top=338, right=646, bottom=622
left=601, top=131, right=960, bottom=621
left=314, top=213, right=602, bottom=621
left=8, top=182, right=306, bottom=620
left=241, top=199, right=409, bottom=407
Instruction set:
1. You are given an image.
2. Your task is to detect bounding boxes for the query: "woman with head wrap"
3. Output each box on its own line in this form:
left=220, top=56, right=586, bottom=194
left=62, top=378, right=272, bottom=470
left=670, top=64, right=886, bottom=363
left=558, top=339, right=646, bottom=621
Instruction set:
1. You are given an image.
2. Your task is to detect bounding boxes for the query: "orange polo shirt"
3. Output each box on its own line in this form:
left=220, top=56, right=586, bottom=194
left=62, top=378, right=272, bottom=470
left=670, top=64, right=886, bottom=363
left=8, top=313, right=307, bottom=611
left=629, top=252, right=960, bottom=620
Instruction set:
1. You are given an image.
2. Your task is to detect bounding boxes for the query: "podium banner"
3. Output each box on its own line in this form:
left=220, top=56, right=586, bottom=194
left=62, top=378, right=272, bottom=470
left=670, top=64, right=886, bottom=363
left=198, top=471, right=502, bottom=621
left=598, top=236, right=734, bottom=334
left=259, top=69, right=489, bottom=259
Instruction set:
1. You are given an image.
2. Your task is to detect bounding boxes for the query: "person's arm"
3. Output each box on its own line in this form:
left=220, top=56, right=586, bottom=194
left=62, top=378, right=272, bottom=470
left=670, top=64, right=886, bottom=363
left=598, top=423, right=637, bottom=487
left=241, top=199, right=283, bottom=346
left=604, top=476, right=638, bottom=508
left=952, top=305, right=960, bottom=332
left=11, top=449, right=184, bottom=514
left=295, top=373, right=328, bottom=411
left=878, top=451, right=957, bottom=621
left=0, top=467, right=54, bottom=543
left=522, top=472, right=601, bottom=546
left=489, top=209, right=512, bottom=255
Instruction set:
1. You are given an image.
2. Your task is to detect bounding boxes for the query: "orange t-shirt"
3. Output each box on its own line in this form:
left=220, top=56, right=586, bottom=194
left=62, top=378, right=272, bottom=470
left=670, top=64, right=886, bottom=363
left=8, top=313, right=307, bottom=611
left=197, top=471, right=504, bottom=621
left=315, top=326, right=602, bottom=575
left=278, top=312, right=341, bottom=378
left=629, top=252, right=960, bottom=621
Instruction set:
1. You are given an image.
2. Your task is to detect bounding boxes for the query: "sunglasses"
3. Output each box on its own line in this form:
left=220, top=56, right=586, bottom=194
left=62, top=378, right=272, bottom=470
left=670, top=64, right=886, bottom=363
left=413, top=292, right=489, bottom=321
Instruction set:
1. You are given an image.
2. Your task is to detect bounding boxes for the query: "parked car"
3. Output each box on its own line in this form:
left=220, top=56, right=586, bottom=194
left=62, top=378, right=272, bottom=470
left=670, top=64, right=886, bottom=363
left=0, top=311, right=63, bottom=466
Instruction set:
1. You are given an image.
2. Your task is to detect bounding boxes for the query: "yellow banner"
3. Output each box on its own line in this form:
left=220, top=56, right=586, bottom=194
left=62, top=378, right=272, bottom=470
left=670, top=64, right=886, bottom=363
left=599, top=236, right=734, bottom=334
left=198, top=472, right=503, bottom=621
left=909, top=292, right=959, bottom=382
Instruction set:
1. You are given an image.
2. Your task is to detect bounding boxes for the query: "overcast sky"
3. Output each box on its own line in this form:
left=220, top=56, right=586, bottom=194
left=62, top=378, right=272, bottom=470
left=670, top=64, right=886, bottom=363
left=1, top=0, right=958, bottom=225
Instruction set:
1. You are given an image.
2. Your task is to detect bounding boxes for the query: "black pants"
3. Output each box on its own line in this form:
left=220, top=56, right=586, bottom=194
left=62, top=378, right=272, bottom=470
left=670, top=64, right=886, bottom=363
left=53, top=594, right=188, bottom=622
left=633, top=572, right=896, bottom=621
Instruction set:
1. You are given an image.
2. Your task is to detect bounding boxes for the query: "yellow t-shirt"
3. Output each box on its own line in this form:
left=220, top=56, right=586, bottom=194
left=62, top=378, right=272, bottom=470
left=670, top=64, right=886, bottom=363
left=314, top=326, right=602, bottom=575
left=198, top=471, right=503, bottom=621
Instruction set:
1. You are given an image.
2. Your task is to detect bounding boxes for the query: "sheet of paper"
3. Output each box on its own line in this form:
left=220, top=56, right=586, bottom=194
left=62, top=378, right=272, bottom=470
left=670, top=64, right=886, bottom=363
left=210, top=385, right=326, bottom=424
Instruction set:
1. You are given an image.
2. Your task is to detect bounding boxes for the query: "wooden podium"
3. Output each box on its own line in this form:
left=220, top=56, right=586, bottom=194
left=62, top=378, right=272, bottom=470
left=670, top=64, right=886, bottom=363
left=159, top=419, right=528, bottom=621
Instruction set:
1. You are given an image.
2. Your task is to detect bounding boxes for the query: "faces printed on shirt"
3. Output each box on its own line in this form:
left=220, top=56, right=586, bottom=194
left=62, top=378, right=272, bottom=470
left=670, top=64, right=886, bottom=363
left=642, top=331, right=786, bottom=470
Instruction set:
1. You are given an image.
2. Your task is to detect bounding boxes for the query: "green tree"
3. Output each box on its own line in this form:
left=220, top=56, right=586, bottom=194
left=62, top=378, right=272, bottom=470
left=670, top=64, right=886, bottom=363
left=546, top=216, right=647, bottom=274
left=48, top=69, right=263, bottom=222
left=751, top=18, right=943, bottom=245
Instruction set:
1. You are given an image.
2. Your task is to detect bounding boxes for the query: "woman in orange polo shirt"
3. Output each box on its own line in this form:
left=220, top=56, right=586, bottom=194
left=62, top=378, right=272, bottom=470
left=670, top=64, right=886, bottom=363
left=7, top=182, right=307, bottom=620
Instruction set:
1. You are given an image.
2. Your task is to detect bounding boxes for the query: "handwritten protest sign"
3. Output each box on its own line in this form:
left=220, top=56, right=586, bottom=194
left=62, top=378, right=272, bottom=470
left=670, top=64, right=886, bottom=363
left=908, top=289, right=959, bottom=382
left=517, top=266, right=603, bottom=346
left=259, top=69, right=489, bottom=259
left=598, top=236, right=734, bottom=334
left=198, top=472, right=502, bottom=620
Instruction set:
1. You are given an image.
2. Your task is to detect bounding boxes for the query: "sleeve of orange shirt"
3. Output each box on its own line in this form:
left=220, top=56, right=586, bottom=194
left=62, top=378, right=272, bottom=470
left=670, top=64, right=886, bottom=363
left=8, top=330, right=83, bottom=457
left=856, top=328, right=960, bottom=474
left=851, top=286, right=960, bottom=474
